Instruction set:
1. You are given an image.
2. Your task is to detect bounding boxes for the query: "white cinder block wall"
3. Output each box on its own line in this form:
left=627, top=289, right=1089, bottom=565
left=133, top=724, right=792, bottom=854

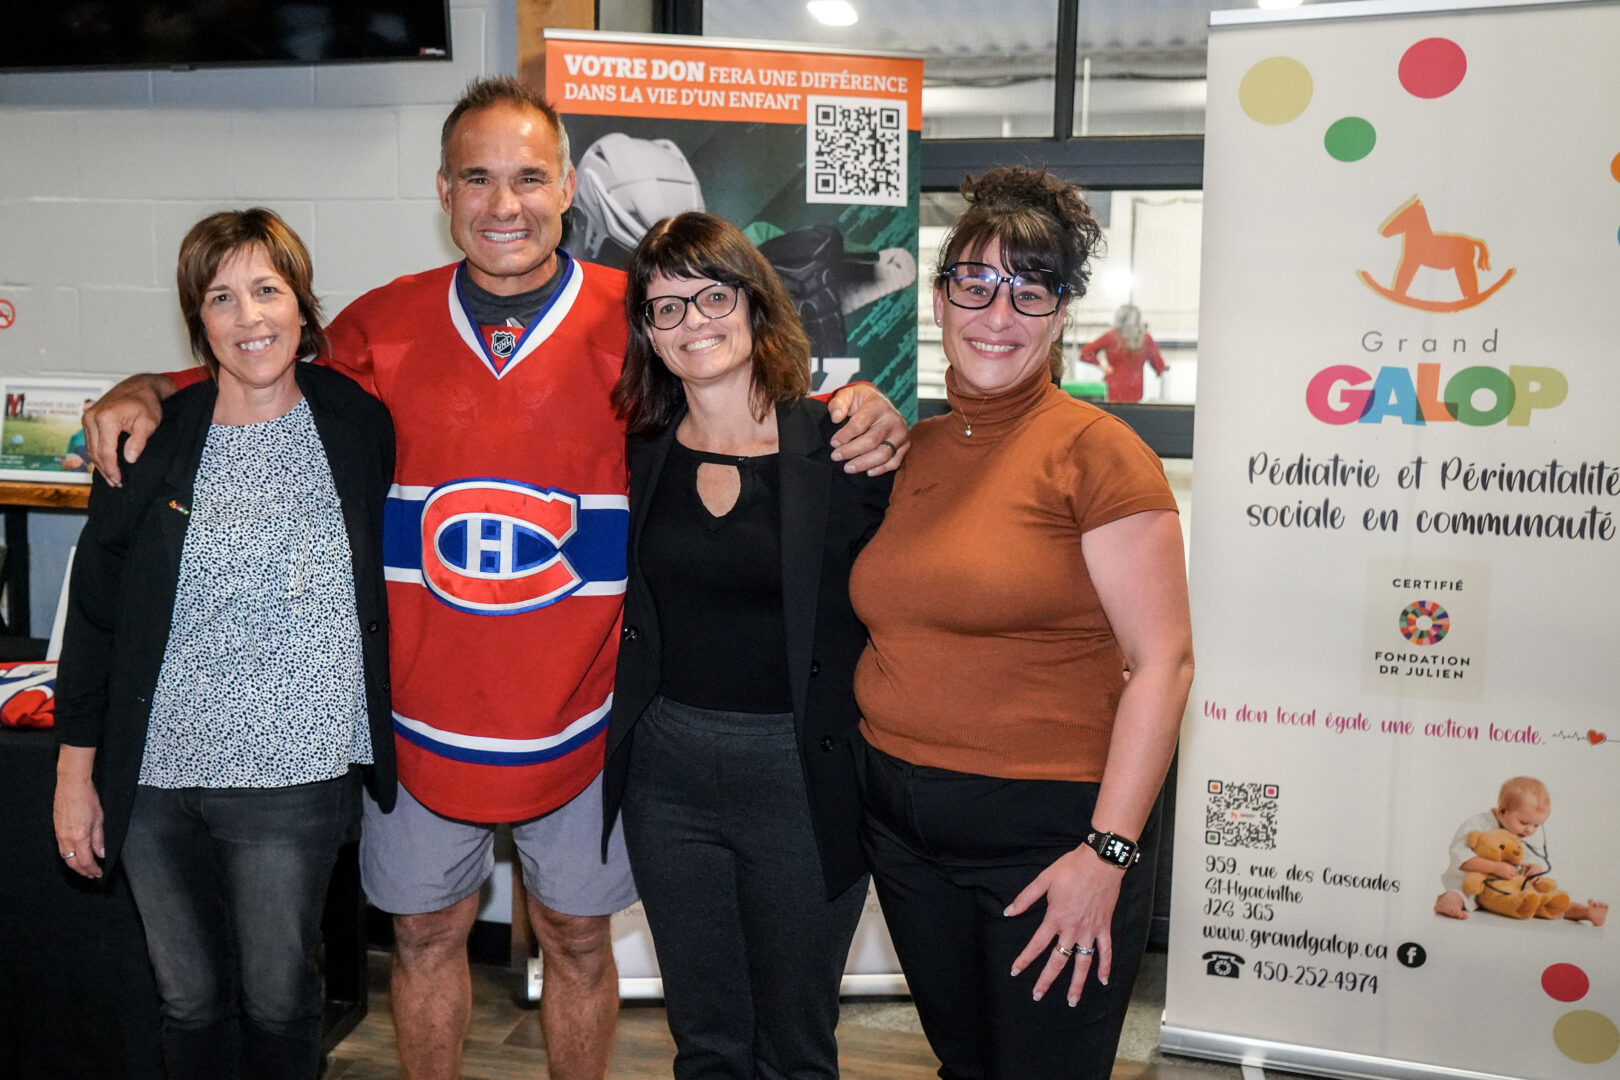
left=0, top=0, right=517, bottom=380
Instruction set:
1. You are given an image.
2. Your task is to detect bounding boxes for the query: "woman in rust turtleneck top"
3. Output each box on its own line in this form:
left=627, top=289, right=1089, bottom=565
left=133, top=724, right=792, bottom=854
left=849, top=167, right=1194, bottom=1080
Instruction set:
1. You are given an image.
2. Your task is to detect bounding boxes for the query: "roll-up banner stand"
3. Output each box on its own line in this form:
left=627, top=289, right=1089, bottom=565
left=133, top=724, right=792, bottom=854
left=1165, top=1, right=1620, bottom=1076
left=541, top=30, right=925, bottom=997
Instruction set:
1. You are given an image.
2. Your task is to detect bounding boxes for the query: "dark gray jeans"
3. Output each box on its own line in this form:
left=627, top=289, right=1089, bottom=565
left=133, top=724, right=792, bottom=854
left=620, top=696, right=866, bottom=1080
left=121, top=771, right=361, bottom=1080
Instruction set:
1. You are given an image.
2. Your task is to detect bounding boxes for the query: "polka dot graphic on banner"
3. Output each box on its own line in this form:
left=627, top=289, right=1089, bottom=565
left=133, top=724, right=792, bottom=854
left=1541, top=963, right=1619, bottom=1065
left=1324, top=117, right=1376, bottom=162
left=1398, top=37, right=1467, bottom=98
left=1543, top=963, right=1589, bottom=1003
left=1554, top=1012, right=1619, bottom=1065
left=1239, top=57, right=1313, bottom=125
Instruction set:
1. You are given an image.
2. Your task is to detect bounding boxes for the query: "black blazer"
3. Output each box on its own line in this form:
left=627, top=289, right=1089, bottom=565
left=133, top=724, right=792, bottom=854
left=54, top=362, right=398, bottom=871
left=602, top=397, right=892, bottom=898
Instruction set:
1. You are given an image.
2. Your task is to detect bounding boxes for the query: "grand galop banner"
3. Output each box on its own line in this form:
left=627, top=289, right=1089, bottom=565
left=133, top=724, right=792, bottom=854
left=1164, top=2, right=1620, bottom=1077
left=545, top=30, right=923, bottom=420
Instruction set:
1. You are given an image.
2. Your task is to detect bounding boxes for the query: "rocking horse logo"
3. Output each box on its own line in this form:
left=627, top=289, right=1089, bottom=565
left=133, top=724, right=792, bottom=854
left=1358, top=196, right=1515, bottom=313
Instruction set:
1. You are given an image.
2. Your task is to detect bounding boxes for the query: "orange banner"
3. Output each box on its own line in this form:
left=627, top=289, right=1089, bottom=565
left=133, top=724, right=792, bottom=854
left=544, top=36, right=923, bottom=128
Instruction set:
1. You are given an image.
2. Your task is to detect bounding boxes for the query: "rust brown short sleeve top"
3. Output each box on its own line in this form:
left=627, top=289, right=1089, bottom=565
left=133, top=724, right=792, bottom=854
left=851, top=367, right=1177, bottom=782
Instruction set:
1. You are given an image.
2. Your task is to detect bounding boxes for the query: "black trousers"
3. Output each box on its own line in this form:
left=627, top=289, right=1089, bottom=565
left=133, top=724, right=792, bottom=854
left=620, top=696, right=867, bottom=1080
left=858, top=741, right=1159, bottom=1080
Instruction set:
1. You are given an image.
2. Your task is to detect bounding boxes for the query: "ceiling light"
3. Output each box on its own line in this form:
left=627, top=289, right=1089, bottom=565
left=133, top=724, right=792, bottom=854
left=1101, top=268, right=1136, bottom=303
left=807, top=1, right=859, bottom=28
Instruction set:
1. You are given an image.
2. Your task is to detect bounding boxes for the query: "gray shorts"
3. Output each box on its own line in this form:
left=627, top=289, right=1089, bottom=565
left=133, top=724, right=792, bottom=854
left=360, top=771, right=637, bottom=917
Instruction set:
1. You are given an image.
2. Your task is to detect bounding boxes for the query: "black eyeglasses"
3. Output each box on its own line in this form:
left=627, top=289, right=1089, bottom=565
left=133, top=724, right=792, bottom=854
left=939, top=262, right=1065, bottom=318
left=642, top=282, right=741, bottom=330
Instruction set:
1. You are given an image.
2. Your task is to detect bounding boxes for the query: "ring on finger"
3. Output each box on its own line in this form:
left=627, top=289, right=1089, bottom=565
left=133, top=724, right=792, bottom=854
left=1075, top=945, right=1096, bottom=955
left=879, top=439, right=898, bottom=454
left=1056, top=944, right=1075, bottom=957
left=62, top=851, right=76, bottom=860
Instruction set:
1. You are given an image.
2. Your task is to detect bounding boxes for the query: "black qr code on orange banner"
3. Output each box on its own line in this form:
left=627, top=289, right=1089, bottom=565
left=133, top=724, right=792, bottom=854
left=1205, top=780, right=1280, bottom=849
left=806, top=95, right=907, bottom=206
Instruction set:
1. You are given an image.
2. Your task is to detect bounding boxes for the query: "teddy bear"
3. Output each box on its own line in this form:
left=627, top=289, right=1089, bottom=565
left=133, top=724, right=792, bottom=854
left=1461, top=827, right=1571, bottom=920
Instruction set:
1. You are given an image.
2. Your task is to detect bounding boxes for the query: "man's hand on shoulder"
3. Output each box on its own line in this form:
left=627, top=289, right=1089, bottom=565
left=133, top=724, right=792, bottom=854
left=826, top=383, right=909, bottom=476
left=83, top=373, right=180, bottom=486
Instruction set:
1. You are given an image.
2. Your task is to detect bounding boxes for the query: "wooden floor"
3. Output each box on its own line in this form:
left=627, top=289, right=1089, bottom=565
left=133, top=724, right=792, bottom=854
left=323, top=951, right=1250, bottom=1080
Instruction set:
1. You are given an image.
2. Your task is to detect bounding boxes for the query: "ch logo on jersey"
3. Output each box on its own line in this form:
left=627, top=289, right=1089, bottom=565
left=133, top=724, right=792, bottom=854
left=421, top=480, right=583, bottom=614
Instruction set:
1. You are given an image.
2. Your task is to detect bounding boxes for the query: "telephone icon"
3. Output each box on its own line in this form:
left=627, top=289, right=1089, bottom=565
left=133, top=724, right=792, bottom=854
left=1202, top=950, right=1245, bottom=978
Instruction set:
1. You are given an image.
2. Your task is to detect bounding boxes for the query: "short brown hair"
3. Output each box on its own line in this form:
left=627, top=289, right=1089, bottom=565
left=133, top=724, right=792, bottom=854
left=614, top=212, right=811, bottom=437
left=440, top=76, right=571, bottom=177
left=175, top=208, right=326, bottom=373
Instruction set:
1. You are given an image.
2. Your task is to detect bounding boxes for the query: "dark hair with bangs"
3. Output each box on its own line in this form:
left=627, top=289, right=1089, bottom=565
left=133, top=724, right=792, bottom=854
left=935, top=167, right=1103, bottom=379
left=176, top=208, right=327, bottom=374
left=614, top=212, right=812, bottom=437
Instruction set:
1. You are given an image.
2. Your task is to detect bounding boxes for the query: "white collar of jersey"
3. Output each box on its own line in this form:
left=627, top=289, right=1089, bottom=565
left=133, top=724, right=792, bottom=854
left=447, top=251, right=584, bottom=380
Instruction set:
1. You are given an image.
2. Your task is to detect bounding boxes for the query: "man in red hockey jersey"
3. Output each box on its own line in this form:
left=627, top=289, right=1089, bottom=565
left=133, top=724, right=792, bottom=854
left=81, top=77, right=907, bottom=1080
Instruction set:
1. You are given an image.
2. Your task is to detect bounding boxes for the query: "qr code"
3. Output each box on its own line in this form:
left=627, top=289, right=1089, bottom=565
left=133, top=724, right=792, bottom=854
left=806, top=95, right=906, bottom=206
left=1205, top=780, right=1280, bottom=849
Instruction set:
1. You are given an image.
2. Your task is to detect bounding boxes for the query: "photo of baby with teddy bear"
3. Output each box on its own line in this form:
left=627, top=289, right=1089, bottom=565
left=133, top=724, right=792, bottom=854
left=1434, top=776, right=1607, bottom=924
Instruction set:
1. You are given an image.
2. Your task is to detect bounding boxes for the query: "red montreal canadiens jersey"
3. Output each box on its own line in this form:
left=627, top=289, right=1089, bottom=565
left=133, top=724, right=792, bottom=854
left=325, top=255, right=630, bottom=822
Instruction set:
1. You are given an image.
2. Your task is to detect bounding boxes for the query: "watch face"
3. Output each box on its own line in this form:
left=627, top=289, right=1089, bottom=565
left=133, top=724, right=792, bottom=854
left=1090, top=832, right=1136, bottom=866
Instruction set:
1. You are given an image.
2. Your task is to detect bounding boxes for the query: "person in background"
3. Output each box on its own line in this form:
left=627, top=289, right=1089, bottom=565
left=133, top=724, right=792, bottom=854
left=603, top=211, right=891, bottom=1079
left=851, top=167, right=1194, bottom=1080
left=78, top=78, right=909, bottom=1080
left=54, top=208, right=396, bottom=1080
left=1080, top=303, right=1166, bottom=403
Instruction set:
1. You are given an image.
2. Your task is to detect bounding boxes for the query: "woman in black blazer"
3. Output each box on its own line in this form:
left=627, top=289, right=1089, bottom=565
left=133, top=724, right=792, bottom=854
left=53, top=209, right=395, bottom=1080
left=603, top=212, right=891, bottom=1080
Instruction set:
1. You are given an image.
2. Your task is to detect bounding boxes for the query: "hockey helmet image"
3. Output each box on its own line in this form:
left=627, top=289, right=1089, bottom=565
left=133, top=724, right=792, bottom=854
left=571, top=133, right=705, bottom=262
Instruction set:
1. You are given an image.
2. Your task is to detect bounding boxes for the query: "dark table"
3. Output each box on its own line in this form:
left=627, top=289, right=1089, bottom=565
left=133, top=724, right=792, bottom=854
left=0, top=725, right=369, bottom=1078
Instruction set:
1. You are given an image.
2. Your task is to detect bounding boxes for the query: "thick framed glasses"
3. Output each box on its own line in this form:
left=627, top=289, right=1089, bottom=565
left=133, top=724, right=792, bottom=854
left=642, top=282, right=741, bottom=330
left=939, top=262, right=1065, bottom=318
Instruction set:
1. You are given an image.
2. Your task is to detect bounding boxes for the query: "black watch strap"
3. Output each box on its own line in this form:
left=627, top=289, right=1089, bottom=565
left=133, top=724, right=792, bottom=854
left=1085, top=830, right=1140, bottom=868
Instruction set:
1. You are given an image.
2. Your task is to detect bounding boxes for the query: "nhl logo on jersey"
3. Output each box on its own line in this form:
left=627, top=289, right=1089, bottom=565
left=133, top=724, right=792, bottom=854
left=419, top=480, right=583, bottom=614
left=490, top=329, right=517, bottom=358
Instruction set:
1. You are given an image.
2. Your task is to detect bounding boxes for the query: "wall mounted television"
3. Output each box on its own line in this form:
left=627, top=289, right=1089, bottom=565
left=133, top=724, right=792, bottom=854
left=2, top=2, right=451, bottom=72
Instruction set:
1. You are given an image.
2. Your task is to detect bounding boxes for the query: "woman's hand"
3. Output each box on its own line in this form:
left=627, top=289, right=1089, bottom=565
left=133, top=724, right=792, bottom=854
left=826, top=383, right=909, bottom=475
left=54, top=746, right=106, bottom=879
left=1006, top=846, right=1125, bottom=1006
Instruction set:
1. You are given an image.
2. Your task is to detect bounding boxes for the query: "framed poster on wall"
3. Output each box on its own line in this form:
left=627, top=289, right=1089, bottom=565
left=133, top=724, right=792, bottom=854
left=0, top=377, right=114, bottom=483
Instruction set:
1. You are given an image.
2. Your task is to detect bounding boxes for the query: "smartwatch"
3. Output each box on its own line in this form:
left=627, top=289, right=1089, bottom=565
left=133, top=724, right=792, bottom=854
left=1085, top=830, right=1140, bottom=869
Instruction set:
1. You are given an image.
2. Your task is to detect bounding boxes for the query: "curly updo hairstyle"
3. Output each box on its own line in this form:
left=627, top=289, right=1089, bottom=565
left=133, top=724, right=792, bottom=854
left=937, top=167, right=1104, bottom=379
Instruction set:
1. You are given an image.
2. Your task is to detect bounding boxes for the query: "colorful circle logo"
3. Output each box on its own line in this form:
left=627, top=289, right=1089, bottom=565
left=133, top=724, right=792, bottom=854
left=1399, top=601, right=1450, bottom=645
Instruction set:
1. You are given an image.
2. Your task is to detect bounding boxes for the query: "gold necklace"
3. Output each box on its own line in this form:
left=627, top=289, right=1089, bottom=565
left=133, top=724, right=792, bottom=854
left=956, top=397, right=981, bottom=437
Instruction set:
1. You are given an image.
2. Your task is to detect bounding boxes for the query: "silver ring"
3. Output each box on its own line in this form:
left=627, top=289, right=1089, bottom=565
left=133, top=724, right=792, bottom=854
left=879, top=439, right=898, bottom=454
left=1056, top=944, right=1075, bottom=957
left=62, top=851, right=76, bottom=860
left=1075, top=945, right=1096, bottom=955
